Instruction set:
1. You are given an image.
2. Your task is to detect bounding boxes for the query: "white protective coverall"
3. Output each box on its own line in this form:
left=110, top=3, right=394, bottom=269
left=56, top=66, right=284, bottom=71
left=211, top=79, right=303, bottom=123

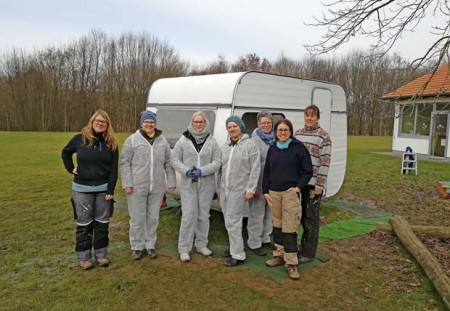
left=170, top=134, right=222, bottom=254
left=248, top=128, right=273, bottom=249
left=120, top=130, right=176, bottom=251
left=220, top=134, right=260, bottom=261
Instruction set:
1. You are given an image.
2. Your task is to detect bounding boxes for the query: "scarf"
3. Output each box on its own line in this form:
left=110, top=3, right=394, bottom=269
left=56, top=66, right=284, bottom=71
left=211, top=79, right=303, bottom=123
left=256, top=128, right=275, bottom=146
left=187, top=122, right=211, bottom=145
left=276, top=138, right=292, bottom=150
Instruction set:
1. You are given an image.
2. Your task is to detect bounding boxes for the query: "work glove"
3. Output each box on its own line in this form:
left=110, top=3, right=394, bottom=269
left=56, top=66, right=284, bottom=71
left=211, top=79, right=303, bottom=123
left=192, top=168, right=202, bottom=178
left=186, top=169, right=195, bottom=178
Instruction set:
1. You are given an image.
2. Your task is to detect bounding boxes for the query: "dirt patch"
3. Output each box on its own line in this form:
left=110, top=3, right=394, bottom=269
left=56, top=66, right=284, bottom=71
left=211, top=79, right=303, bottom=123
left=341, top=189, right=450, bottom=228
left=318, top=232, right=444, bottom=309
left=330, top=195, right=450, bottom=295
left=338, top=191, right=450, bottom=284
left=419, top=236, right=450, bottom=276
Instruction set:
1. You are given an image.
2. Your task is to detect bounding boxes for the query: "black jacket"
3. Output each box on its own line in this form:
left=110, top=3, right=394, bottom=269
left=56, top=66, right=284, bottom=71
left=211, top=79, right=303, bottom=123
left=61, top=133, right=119, bottom=195
left=262, top=138, right=313, bottom=193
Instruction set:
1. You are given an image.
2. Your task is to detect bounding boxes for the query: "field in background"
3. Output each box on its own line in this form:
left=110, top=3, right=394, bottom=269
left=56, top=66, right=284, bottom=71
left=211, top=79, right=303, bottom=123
left=0, top=133, right=448, bottom=310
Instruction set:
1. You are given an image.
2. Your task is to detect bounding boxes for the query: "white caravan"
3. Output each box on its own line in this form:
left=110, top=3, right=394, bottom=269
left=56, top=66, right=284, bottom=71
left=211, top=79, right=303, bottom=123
left=146, top=71, right=347, bottom=206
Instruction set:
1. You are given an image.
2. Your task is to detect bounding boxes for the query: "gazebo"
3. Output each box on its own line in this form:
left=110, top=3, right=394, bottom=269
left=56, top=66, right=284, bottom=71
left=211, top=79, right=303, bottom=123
left=382, top=64, right=450, bottom=158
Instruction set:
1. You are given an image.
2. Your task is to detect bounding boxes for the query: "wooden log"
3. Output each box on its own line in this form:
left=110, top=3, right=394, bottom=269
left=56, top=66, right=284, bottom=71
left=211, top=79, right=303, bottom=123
left=377, top=222, right=450, bottom=238
left=390, top=215, right=450, bottom=310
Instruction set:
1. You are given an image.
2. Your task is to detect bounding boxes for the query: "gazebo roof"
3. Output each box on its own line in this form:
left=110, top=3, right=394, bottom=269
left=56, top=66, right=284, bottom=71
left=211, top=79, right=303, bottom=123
left=382, top=63, right=450, bottom=100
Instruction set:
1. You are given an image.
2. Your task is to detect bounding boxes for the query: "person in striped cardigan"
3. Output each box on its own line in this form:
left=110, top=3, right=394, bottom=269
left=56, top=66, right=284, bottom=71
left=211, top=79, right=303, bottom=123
left=294, top=105, right=332, bottom=263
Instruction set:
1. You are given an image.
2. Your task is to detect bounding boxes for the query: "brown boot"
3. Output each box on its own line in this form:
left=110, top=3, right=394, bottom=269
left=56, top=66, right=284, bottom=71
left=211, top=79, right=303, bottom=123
left=286, top=264, right=300, bottom=280
left=79, top=260, right=94, bottom=270
left=96, top=257, right=110, bottom=267
left=265, top=256, right=285, bottom=267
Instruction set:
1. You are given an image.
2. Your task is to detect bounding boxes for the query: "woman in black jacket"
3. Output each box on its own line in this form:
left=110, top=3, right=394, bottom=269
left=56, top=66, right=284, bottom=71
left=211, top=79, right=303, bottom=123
left=262, top=119, right=312, bottom=280
left=62, top=110, right=119, bottom=270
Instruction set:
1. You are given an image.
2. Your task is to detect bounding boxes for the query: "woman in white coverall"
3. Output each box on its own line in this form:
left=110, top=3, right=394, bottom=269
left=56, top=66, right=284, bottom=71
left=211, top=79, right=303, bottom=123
left=170, top=111, right=222, bottom=262
left=220, top=116, right=260, bottom=267
left=248, top=111, right=276, bottom=256
left=120, top=111, right=176, bottom=260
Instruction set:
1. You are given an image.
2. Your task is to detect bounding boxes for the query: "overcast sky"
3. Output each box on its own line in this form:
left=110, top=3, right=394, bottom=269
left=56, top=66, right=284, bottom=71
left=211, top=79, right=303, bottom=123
left=0, top=0, right=445, bottom=66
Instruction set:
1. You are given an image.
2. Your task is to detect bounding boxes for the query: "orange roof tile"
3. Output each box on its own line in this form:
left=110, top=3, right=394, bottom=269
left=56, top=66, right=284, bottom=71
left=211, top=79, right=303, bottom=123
left=382, top=63, right=450, bottom=99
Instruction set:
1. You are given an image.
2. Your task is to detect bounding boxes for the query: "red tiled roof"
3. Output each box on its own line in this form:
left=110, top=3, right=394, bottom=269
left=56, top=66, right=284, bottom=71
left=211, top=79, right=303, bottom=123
left=382, top=63, right=450, bottom=99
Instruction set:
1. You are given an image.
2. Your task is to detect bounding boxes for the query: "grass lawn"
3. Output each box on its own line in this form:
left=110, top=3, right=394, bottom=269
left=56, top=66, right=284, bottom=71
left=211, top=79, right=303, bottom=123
left=0, top=133, right=448, bottom=310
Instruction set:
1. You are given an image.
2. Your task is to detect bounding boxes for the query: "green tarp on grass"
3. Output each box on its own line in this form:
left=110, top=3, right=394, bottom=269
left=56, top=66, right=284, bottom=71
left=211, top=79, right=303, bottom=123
left=117, top=197, right=392, bottom=281
left=241, top=250, right=332, bottom=282
left=326, top=199, right=392, bottom=218
left=309, top=199, right=392, bottom=243
left=316, top=215, right=392, bottom=243
left=158, top=242, right=332, bottom=282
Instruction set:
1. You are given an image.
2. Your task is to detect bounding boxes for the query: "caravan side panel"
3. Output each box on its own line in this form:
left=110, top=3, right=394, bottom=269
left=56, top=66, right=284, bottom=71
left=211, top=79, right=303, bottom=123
left=233, top=72, right=347, bottom=197
left=146, top=71, right=347, bottom=198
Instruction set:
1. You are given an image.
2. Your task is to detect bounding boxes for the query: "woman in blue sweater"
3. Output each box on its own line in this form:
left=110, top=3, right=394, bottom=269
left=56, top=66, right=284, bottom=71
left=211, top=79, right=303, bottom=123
left=62, top=110, right=119, bottom=270
left=262, top=119, right=312, bottom=280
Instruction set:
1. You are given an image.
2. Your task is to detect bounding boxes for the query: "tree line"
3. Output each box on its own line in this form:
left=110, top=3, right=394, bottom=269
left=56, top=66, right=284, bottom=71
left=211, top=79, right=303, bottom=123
left=0, top=29, right=428, bottom=134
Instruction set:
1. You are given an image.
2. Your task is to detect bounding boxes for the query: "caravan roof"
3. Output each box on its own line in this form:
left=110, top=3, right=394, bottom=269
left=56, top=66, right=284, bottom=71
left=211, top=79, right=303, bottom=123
left=148, top=72, right=246, bottom=105
left=147, top=71, right=346, bottom=113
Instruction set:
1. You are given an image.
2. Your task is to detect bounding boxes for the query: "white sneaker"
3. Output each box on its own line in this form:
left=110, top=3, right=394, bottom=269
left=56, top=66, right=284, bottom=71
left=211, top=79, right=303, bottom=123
left=180, top=253, right=190, bottom=262
left=196, top=247, right=213, bottom=256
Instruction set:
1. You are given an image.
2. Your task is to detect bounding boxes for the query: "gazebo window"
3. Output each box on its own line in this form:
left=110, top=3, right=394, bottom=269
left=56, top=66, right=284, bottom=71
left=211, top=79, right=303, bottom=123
left=400, top=105, right=414, bottom=134
left=436, top=102, right=450, bottom=111
left=416, top=104, right=432, bottom=135
left=400, top=103, right=432, bottom=136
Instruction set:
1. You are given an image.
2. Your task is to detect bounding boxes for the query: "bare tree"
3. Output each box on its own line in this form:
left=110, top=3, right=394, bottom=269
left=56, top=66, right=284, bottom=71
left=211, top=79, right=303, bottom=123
left=333, top=50, right=415, bottom=135
left=305, top=0, right=450, bottom=69
left=231, top=53, right=272, bottom=72
left=189, top=54, right=230, bottom=75
left=0, top=28, right=414, bottom=135
left=302, top=56, right=339, bottom=81
left=271, top=53, right=304, bottom=77
left=0, top=29, right=188, bottom=132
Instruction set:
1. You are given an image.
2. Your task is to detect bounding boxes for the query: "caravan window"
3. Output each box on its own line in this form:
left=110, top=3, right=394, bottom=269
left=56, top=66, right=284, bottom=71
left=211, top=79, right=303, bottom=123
left=241, top=112, right=285, bottom=136
left=156, top=109, right=216, bottom=148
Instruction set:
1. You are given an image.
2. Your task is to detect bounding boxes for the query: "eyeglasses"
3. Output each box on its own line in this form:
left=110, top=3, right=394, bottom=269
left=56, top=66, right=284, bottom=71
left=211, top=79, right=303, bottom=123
left=193, top=121, right=205, bottom=124
left=276, top=129, right=290, bottom=133
left=94, top=119, right=107, bottom=125
left=258, top=122, right=272, bottom=126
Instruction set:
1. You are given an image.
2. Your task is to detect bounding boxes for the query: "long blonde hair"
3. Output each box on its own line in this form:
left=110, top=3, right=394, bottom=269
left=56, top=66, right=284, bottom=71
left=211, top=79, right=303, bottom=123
left=81, top=110, right=118, bottom=151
